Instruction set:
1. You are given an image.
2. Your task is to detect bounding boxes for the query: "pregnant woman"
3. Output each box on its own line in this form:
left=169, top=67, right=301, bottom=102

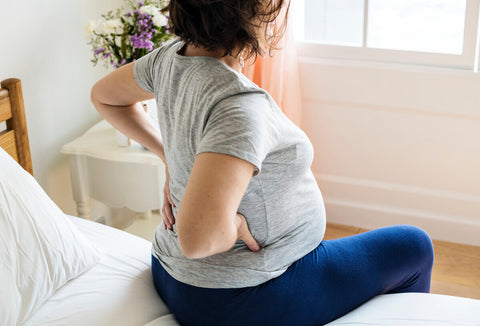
left=90, top=1, right=434, bottom=325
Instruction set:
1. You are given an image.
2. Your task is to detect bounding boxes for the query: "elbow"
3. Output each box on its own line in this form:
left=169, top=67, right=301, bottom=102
left=90, top=82, right=101, bottom=112
left=177, top=222, right=237, bottom=260
left=90, top=81, right=112, bottom=119
left=90, top=79, right=112, bottom=112
left=178, top=234, right=215, bottom=260
left=181, top=246, right=208, bottom=260
left=179, top=241, right=209, bottom=260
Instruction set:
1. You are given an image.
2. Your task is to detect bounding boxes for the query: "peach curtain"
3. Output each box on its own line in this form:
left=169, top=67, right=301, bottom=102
left=243, top=10, right=302, bottom=128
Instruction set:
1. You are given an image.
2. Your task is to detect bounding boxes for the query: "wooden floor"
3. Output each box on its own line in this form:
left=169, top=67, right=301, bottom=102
left=324, top=223, right=480, bottom=300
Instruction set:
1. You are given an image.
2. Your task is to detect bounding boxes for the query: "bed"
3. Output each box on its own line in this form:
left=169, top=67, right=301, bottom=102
left=1, top=78, right=479, bottom=326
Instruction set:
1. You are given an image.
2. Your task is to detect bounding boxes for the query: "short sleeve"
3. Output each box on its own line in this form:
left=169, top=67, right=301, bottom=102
left=133, top=47, right=161, bottom=94
left=196, top=93, right=271, bottom=177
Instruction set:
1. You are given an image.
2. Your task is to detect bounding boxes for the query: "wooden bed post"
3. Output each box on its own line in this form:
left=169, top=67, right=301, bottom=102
left=1, top=78, right=33, bottom=175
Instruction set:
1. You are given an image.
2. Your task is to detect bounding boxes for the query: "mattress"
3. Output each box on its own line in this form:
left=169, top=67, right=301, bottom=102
left=327, top=293, right=480, bottom=326
left=23, top=215, right=480, bottom=326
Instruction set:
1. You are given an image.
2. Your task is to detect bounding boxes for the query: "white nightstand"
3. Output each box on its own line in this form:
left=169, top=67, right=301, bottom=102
left=61, top=120, right=166, bottom=225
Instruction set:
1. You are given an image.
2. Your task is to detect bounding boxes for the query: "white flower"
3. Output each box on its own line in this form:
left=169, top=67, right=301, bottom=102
left=85, top=20, right=97, bottom=37
left=139, top=4, right=159, bottom=17
left=94, top=18, right=123, bottom=35
left=152, top=13, right=168, bottom=27
left=105, top=18, right=123, bottom=33
left=138, top=5, right=168, bottom=26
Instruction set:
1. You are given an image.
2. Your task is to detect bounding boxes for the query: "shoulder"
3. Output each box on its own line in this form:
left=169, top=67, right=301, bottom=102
left=138, top=38, right=182, bottom=66
left=192, top=59, right=265, bottom=102
left=133, top=39, right=183, bottom=93
left=201, top=74, right=272, bottom=122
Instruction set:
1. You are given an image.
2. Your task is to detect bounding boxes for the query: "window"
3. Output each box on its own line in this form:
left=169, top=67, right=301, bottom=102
left=304, top=0, right=364, bottom=46
left=292, top=0, right=480, bottom=70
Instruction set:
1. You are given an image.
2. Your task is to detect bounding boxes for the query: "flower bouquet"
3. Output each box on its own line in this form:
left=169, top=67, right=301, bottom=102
left=86, top=0, right=173, bottom=147
left=85, top=0, right=174, bottom=69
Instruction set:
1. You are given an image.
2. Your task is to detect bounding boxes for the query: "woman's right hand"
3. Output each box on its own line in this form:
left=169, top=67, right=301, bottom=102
left=236, top=213, right=260, bottom=252
left=162, top=165, right=176, bottom=230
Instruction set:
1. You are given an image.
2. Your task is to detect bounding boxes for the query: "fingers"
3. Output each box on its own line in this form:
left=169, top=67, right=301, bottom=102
left=162, top=200, right=174, bottom=228
left=167, top=190, right=176, bottom=207
left=162, top=186, right=176, bottom=230
left=236, top=213, right=260, bottom=252
left=162, top=206, right=174, bottom=230
left=162, top=166, right=176, bottom=230
left=242, top=232, right=261, bottom=252
left=162, top=204, right=175, bottom=230
left=164, top=171, right=175, bottom=208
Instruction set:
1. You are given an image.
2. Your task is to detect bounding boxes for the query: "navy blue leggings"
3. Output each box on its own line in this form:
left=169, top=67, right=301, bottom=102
left=152, top=225, right=434, bottom=326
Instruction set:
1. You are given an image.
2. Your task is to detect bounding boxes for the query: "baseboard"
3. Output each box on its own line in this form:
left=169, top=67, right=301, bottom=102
left=314, top=173, right=480, bottom=246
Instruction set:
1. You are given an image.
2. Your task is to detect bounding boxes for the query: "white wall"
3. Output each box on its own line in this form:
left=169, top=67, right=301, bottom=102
left=0, top=0, right=123, bottom=215
left=299, top=57, right=480, bottom=245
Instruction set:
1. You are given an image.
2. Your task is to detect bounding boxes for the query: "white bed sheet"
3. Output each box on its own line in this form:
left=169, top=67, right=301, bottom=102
left=23, top=215, right=172, bottom=326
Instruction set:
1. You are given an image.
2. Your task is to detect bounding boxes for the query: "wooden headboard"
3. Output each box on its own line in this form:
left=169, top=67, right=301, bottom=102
left=0, top=78, right=33, bottom=175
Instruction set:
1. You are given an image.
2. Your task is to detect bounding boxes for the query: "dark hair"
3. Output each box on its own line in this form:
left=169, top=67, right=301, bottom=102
left=163, top=0, right=289, bottom=60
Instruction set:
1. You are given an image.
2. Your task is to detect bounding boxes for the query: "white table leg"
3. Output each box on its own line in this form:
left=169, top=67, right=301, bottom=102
left=76, top=201, right=91, bottom=220
left=68, top=156, right=91, bottom=220
left=141, top=210, right=152, bottom=220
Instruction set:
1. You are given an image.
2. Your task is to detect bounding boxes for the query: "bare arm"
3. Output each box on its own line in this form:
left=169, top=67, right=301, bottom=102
left=90, top=62, right=166, bottom=164
left=177, top=152, right=260, bottom=259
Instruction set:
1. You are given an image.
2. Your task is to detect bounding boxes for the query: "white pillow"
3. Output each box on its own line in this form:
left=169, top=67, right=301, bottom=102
left=0, top=148, right=102, bottom=326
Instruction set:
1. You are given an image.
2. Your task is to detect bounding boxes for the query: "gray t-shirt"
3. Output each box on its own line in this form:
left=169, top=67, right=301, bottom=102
left=134, top=40, right=326, bottom=288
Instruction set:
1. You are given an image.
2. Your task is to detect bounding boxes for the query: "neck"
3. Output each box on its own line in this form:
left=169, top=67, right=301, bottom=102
left=181, top=44, right=244, bottom=73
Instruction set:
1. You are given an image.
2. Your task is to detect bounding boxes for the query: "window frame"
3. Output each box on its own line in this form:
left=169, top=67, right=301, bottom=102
left=295, top=0, right=480, bottom=70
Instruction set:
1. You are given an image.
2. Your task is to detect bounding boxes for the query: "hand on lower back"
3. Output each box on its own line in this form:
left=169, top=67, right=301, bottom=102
left=162, top=165, right=176, bottom=230
left=236, top=213, right=260, bottom=252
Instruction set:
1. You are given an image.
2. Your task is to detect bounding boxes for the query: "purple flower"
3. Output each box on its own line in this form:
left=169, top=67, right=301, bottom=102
left=94, top=48, right=105, bottom=55
left=126, top=12, right=131, bottom=17
left=128, top=11, right=157, bottom=52
left=138, top=1, right=144, bottom=6
left=120, top=59, right=127, bottom=65
left=130, top=33, right=154, bottom=51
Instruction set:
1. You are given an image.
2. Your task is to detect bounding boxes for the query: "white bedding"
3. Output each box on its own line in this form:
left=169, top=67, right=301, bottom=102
left=23, top=215, right=480, bottom=326
left=23, top=215, right=172, bottom=326
left=327, top=293, right=480, bottom=326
